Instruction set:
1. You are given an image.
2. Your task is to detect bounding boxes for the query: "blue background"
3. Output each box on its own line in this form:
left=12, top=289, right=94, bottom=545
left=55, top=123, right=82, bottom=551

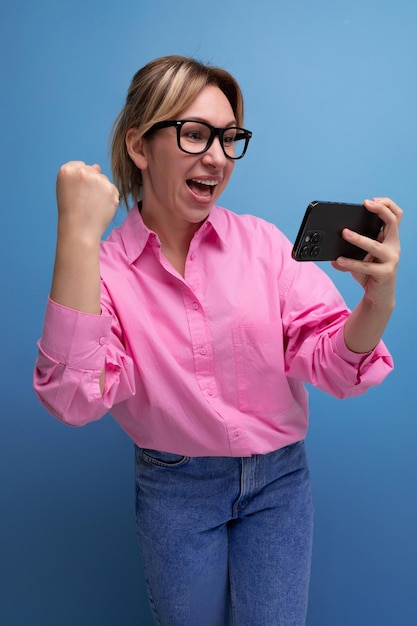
left=1, top=1, right=416, bottom=624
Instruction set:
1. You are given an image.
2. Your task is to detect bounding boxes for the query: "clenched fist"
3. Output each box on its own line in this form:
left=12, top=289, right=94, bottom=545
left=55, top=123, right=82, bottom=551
left=50, top=161, right=120, bottom=313
left=56, top=161, right=120, bottom=242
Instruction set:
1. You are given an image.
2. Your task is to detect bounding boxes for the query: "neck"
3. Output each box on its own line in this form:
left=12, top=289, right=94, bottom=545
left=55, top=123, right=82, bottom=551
left=140, top=206, right=205, bottom=277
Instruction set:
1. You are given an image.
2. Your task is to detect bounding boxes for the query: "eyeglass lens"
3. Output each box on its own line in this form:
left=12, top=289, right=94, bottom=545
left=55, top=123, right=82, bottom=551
left=178, top=121, right=247, bottom=158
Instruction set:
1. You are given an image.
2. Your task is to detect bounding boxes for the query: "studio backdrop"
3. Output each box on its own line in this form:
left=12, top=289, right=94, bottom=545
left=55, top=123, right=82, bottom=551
left=1, top=1, right=416, bottom=625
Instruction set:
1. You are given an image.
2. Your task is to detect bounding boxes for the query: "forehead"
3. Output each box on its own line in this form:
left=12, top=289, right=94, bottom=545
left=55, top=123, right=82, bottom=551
left=179, top=85, right=236, bottom=125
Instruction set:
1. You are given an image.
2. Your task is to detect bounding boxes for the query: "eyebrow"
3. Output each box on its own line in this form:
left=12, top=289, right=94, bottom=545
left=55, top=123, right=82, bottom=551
left=183, top=117, right=238, bottom=128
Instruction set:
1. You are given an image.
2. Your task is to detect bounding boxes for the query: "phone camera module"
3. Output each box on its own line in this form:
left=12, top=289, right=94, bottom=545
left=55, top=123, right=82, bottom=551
left=294, top=228, right=324, bottom=261
left=300, top=231, right=321, bottom=258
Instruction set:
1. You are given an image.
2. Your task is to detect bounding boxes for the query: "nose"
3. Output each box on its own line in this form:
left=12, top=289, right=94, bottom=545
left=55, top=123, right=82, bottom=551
left=201, top=135, right=229, bottom=168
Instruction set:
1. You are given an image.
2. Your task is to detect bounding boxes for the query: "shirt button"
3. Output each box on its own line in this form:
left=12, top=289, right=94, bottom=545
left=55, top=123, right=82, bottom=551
left=192, top=302, right=199, bottom=310
left=199, top=346, right=207, bottom=355
left=207, top=389, right=214, bottom=396
left=99, top=337, right=106, bottom=346
left=233, top=429, right=241, bottom=437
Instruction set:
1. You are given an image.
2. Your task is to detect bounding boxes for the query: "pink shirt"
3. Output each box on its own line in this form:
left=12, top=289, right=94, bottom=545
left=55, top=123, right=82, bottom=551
left=34, top=205, right=393, bottom=457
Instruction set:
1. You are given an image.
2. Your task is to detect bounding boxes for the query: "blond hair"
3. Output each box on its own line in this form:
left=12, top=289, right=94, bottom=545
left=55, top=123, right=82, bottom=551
left=110, top=55, right=245, bottom=208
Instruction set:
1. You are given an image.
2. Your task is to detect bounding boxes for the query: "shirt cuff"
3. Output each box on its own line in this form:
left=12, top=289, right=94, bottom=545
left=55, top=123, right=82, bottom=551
left=39, top=297, right=113, bottom=370
left=333, top=327, right=379, bottom=366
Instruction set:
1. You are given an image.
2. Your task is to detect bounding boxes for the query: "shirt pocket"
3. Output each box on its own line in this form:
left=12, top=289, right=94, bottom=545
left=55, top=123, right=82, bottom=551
left=232, top=320, right=287, bottom=415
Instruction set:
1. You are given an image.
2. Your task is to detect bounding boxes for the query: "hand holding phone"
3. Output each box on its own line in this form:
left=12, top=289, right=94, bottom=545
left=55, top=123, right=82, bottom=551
left=292, top=201, right=384, bottom=262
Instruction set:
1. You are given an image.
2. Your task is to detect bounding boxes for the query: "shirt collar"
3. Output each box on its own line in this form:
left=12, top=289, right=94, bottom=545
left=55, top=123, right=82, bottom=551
left=204, top=205, right=229, bottom=248
left=119, top=203, right=228, bottom=265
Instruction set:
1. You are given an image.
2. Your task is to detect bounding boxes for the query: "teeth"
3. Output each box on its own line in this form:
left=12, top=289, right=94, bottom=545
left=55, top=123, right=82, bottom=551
left=192, top=179, right=219, bottom=186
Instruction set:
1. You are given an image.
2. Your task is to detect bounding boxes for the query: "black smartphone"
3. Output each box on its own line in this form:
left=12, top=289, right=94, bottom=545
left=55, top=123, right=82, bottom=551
left=291, top=201, right=383, bottom=262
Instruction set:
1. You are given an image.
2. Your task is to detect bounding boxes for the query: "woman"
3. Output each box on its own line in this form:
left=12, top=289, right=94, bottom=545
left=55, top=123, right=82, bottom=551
left=34, top=55, right=401, bottom=625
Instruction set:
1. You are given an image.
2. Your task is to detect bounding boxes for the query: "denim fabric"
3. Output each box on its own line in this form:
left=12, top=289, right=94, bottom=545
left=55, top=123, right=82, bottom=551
left=134, top=441, right=313, bottom=626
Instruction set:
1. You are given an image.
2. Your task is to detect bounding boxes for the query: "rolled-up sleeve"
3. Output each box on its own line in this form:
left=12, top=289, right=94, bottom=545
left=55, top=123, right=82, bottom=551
left=34, top=298, right=136, bottom=425
left=331, top=326, right=393, bottom=393
left=281, top=257, right=394, bottom=399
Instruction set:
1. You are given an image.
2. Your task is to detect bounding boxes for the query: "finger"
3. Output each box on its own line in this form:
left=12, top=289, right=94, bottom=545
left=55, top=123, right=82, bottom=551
left=362, top=201, right=401, bottom=245
left=364, top=198, right=403, bottom=226
left=59, top=162, right=102, bottom=176
left=342, top=228, right=390, bottom=263
left=334, top=253, right=399, bottom=284
left=112, top=186, right=120, bottom=206
left=330, top=259, right=353, bottom=273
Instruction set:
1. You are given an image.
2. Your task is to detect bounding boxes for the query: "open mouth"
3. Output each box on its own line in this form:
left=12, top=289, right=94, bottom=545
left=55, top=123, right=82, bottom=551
left=186, top=178, right=219, bottom=198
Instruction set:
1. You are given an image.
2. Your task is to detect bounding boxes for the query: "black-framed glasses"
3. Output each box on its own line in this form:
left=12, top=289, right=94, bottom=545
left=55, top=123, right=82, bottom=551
left=147, top=119, right=252, bottom=160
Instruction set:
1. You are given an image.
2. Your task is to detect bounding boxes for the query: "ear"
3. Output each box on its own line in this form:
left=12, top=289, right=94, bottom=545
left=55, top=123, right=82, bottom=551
left=125, top=128, right=149, bottom=170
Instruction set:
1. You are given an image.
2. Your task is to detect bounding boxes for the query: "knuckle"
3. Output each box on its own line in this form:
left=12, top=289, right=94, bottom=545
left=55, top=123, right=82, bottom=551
left=392, top=250, right=401, bottom=265
left=57, top=162, right=72, bottom=178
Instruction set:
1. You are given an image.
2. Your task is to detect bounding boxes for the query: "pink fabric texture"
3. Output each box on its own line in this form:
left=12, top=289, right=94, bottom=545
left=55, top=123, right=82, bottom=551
left=34, top=205, right=393, bottom=456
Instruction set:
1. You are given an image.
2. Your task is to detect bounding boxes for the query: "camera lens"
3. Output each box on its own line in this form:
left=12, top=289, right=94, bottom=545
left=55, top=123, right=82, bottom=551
left=301, top=246, right=310, bottom=258
left=311, top=233, right=320, bottom=244
left=311, top=246, right=320, bottom=257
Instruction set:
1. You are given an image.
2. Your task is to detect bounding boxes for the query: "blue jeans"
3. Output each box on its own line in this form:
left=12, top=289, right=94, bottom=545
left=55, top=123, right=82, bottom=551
left=134, top=441, right=313, bottom=626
